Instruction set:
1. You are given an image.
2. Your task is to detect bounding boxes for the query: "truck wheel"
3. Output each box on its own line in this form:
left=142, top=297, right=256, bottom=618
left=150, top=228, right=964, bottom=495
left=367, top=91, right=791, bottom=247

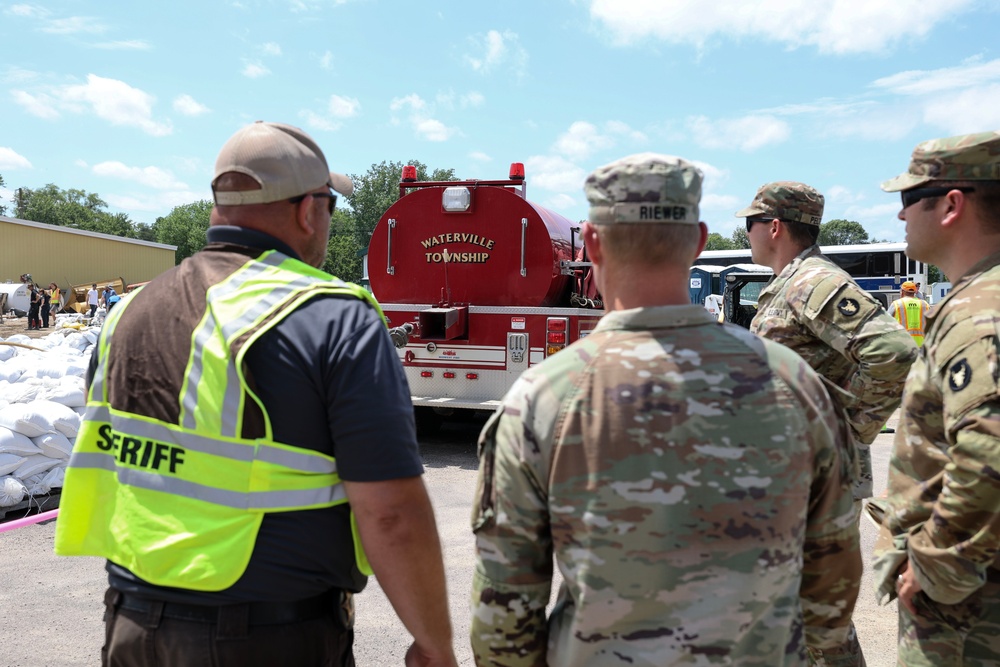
left=414, top=407, right=444, bottom=437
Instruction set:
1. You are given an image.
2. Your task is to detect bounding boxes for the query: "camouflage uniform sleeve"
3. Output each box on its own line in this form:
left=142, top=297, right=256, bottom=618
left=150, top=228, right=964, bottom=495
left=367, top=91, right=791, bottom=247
left=907, top=332, right=1000, bottom=604
left=797, top=277, right=917, bottom=444
left=792, top=366, right=864, bottom=661
left=470, top=377, right=553, bottom=667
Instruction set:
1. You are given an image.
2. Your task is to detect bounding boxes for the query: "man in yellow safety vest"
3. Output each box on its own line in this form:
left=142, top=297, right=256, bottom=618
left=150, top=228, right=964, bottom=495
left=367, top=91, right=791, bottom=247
left=889, top=281, right=930, bottom=346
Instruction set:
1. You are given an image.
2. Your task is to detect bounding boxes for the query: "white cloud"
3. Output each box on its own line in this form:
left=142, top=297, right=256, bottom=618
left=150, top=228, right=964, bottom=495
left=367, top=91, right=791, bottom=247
left=105, top=190, right=205, bottom=214
left=173, top=94, right=210, bottom=116
left=922, top=84, right=1000, bottom=136
left=242, top=62, right=270, bottom=78
left=299, top=109, right=342, bottom=132
left=690, top=161, right=730, bottom=191
left=6, top=4, right=49, bottom=18
left=262, top=42, right=282, bottom=56
left=11, top=89, right=60, bottom=119
left=92, top=161, right=188, bottom=190
left=62, top=74, right=172, bottom=136
left=41, top=15, right=106, bottom=34
left=93, top=40, right=151, bottom=50
left=390, top=94, right=426, bottom=112
left=465, top=29, right=528, bottom=76
left=687, top=115, right=790, bottom=152
left=843, top=201, right=905, bottom=242
left=701, top=193, right=740, bottom=211
left=524, top=155, right=587, bottom=192
left=0, top=147, right=33, bottom=170
left=319, top=51, right=333, bottom=69
left=389, top=94, right=457, bottom=141
left=414, top=118, right=455, bottom=142
left=2, top=66, right=38, bottom=84
left=554, top=121, right=615, bottom=161
left=469, top=151, right=492, bottom=162
left=328, top=94, right=360, bottom=118
left=544, top=193, right=577, bottom=211
left=75, top=159, right=89, bottom=168
left=551, top=120, right=647, bottom=161
left=589, top=0, right=975, bottom=55
left=873, top=57, right=1000, bottom=96
left=825, top=185, right=866, bottom=206
left=462, top=92, right=485, bottom=108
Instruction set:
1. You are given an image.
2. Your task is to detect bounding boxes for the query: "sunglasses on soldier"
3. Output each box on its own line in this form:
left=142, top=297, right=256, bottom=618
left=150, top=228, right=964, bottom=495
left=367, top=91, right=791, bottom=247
left=745, top=217, right=772, bottom=233
left=900, top=186, right=974, bottom=209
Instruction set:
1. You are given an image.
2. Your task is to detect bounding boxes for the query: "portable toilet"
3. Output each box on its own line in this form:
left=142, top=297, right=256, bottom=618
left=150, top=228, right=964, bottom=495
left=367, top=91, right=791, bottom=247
left=689, top=264, right=724, bottom=306
left=719, top=263, right=773, bottom=305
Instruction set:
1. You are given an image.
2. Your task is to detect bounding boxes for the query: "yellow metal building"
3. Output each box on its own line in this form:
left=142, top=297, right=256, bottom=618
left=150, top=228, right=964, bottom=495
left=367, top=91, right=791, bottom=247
left=1, top=215, right=177, bottom=290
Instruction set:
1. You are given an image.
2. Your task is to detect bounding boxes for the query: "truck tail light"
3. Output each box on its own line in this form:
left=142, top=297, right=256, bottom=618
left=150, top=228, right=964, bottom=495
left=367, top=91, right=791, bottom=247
left=443, top=371, right=456, bottom=379
left=545, top=317, right=570, bottom=357
left=420, top=371, right=433, bottom=378
left=466, top=373, right=478, bottom=380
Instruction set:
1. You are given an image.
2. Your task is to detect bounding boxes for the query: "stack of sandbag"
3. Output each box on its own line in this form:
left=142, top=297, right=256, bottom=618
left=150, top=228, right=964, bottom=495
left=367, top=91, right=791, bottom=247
left=0, top=329, right=96, bottom=508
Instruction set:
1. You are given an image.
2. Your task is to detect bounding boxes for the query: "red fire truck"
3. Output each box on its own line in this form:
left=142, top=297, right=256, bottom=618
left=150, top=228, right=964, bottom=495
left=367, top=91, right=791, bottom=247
left=368, top=163, right=604, bottom=432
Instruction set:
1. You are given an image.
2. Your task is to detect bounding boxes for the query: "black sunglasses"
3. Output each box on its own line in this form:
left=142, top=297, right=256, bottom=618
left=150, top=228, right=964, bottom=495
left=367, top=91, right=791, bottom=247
left=289, top=191, right=337, bottom=215
left=900, top=186, right=974, bottom=209
left=745, top=217, right=772, bottom=233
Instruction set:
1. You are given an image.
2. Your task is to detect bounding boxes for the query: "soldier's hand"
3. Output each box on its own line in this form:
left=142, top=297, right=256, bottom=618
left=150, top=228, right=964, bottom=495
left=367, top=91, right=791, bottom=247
left=895, top=561, right=923, bottom=615
left=404, top=642, right=458, bottom=667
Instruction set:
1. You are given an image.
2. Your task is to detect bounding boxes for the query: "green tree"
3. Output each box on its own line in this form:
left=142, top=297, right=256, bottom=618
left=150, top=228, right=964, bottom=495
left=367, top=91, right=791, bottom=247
left=323, top=209, right=364, bottom=283
left=730, top=226, right=751, bottom=249
left=344, top=159, right=457, bottom=253
left=704, top=232, right=736, bottom=251
left=153, top=200, right=212, bottom=264
left=927, top=265, right=945, bottom=284
left=818, top=219, right=869, bottom=246
left=15, top=184, right=110, bottom=229
left=0, top=173, right=6, bottom=216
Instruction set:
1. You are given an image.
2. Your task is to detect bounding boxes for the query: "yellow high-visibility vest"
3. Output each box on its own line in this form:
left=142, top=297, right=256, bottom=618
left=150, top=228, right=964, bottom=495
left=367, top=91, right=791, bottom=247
left=891, top=296, right=927, bottom=346
left=55, top=251, right=381, bottom=590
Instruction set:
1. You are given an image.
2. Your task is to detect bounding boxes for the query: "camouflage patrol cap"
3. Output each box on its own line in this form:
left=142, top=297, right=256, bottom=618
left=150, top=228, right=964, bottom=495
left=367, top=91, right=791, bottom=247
left=734, top=181, right=824, bottom=226
left=585, top=153, right=702, bottom=225
left=881, top=130, right=1000, bottom=192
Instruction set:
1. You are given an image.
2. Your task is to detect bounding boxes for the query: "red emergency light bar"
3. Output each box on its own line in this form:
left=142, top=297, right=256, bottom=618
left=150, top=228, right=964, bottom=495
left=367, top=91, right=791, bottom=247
left=509, top=162, right=525, bottom=181
left=401, top=165, right=418, bottom=182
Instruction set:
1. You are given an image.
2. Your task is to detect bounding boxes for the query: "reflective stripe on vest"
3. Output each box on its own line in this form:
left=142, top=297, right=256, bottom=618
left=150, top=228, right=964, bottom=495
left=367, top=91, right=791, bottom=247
left=55, top=252, right=381, bottom=590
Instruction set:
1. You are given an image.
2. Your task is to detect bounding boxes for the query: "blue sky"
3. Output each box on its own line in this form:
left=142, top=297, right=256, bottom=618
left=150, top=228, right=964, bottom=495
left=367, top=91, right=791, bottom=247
left=1, top=0, right=999, bottom=242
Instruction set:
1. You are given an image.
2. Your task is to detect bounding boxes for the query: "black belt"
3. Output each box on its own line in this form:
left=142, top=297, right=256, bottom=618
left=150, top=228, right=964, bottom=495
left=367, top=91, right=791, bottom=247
left=115, top=589, right=348, bottom=626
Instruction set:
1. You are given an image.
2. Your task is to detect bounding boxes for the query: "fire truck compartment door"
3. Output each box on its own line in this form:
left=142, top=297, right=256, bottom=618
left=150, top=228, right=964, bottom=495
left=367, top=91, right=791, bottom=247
left=507, top=332, right=529, bottom=378
left=418, top=306, right=468, bottom=340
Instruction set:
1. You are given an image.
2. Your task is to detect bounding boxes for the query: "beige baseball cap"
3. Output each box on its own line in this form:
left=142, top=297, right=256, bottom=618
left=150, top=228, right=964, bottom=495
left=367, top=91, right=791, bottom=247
left=212, top=121, right=354, bottom=205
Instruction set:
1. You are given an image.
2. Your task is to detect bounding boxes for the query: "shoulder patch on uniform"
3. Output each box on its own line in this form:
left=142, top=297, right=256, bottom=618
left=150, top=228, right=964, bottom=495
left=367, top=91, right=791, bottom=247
left=837, top=298, right=860, bottom=317
left=948, top=358, right=972, bottom=392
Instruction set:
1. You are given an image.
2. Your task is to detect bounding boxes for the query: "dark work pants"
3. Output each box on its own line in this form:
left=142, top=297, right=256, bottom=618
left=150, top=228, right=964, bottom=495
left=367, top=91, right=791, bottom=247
left=102, top=589, right=356, bottom=667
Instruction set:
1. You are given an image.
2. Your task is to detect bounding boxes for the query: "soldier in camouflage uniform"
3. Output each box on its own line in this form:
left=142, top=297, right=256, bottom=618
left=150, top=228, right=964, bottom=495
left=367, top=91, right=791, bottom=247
left=737, top=182, right=917, bottom=505
left=874, top=131, right=1000, bottom=666
left=470, top=153, right=861, bottom=666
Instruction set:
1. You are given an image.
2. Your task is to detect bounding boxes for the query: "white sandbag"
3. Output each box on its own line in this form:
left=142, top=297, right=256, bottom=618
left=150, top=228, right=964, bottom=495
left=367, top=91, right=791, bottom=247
left=0, top=453, right=26, bottom=476
left=74, top=406, right=87, bottom=418
left=23, top=471, right=51, bottom=496
left=32, top=432, right=72, bottom=459
left=42, top=465, right=65, bottom=490
left=34, top=358, right=68, bottom=379
left=0, top=382, right=44, bottom=404
left=48, top=403, right=82, bottom=438
left=0, top=426, right=43, bottom=456
left=0, top=475, right=26, bottom=507
left=14, top=454, right=61, bottom=478
left=62, top=359, right=90, bottom=379
left=0, top=365, right=23, bottom=383
left=61, top=332, right=91, bottom=352
left=0, top=403, right=54, bottom=437
left=0, top=346, right=15, bottom=362
left=40, top=376, right=87, bottom=408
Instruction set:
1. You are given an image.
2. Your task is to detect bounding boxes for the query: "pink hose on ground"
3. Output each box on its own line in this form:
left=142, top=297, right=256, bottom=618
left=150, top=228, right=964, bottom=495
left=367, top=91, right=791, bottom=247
left=0, top=508, right=59, bottom=534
